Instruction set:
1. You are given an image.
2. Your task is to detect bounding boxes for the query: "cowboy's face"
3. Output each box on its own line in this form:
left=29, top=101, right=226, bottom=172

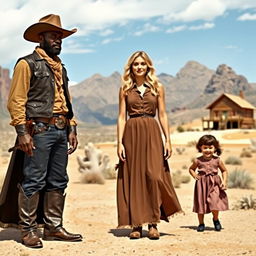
left=40, top=31, right=62, bottom=56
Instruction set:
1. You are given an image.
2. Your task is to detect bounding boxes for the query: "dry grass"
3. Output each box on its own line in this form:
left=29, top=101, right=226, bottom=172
left=80, top=172, right=105, bottom=185
left=228, top=169, right=254, bottom=189
left=172, top=170, right=191, bottom=188
left=225, top=156, right=242, bottom=165
left=233, top=195, right=256, bottom=210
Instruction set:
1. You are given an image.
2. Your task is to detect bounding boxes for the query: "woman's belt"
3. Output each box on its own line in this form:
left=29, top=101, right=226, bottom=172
left=129, top=113, right=155, bottom=118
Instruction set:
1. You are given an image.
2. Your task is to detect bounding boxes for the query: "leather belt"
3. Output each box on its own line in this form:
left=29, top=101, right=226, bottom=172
left=34, top=114, right=68, bottom=129
left=129, top=113, right=155, bottom=118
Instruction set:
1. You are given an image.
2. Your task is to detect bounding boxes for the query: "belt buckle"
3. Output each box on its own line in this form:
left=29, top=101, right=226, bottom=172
left=54, top=115, right=66, bottom=129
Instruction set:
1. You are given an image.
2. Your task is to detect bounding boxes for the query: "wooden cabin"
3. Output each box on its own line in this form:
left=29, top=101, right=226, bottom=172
left=202, top=92, right=255, bottom=130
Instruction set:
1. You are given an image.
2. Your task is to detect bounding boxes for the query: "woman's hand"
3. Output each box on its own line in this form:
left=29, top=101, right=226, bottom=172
left=117, top=143, right=126, bottom=161
left=164, top=141, right=172, bottom=160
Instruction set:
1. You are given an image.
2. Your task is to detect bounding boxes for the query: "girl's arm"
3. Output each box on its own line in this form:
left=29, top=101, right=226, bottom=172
left=117, top=87, right=127, bottom=161
left=219, top=159, right=228, bottom=190
left=157, top=84, right=172, bottom=159
left=189, top=159, right=199, bottom=180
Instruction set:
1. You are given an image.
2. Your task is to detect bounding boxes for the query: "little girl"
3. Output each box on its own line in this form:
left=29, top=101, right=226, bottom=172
left=189, top=135, right=228, bottom=232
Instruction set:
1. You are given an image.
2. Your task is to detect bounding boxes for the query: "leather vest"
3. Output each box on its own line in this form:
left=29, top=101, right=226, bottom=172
left=17, top=51, right=73, bottom=119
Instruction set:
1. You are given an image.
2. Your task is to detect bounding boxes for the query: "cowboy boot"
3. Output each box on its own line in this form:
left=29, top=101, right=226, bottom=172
left=18, top=187, right=43, bottom=248
left=43, top=190, right=82, bottom=241
left=148, top=224, right=160, bottom=240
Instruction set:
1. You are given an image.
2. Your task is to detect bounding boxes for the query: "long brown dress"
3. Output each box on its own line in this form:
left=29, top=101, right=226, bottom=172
left=117, top=85, right=182, bottom=227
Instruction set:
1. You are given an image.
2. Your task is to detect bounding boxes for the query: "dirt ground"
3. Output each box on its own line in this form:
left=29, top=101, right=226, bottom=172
left=0, top=129, right=256, bottom=256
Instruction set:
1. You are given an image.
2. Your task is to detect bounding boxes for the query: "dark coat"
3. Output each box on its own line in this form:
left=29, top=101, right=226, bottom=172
left=0, top=51, right=73, bottom=228
left=0, top=147, right=44, bottom=228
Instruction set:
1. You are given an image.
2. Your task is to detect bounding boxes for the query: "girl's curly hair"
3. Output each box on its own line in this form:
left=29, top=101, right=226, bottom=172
left=196, top=134, right=222, bottom=155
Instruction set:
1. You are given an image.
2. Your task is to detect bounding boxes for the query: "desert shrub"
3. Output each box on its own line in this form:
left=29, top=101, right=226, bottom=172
left=182, top=164, right=187, bottom=170
left=181, top=175, right=191, bottom=184
left=228, top=169, right=254, bottom=189
left=177, top=126, right=185, bottom=133
left=172, top=170, right=182, bottom=188
left=233, top=195, right=256, bottom=210
left=187, top=140, right=197, bottom=147
left=225, top=156, right=242, bottom=165
left=176, top=147, right=185, bottom=155
left=240, top=148, right=253, bottom=158
left=172, top=170, right=191, bottom=188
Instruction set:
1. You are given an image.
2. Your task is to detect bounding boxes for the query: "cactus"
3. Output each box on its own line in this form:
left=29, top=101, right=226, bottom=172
left=77, top=142, right=116, bottom=184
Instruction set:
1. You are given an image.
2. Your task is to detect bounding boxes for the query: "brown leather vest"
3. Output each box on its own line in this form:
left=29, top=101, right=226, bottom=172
left=17, top=51, right=73, bottom=119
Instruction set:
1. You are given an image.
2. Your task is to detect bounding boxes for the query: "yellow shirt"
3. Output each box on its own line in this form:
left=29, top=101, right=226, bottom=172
left=7, top=59, right=76, bottom=126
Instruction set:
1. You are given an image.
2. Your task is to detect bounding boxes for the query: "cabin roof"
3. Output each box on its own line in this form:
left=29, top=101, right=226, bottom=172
left=206, top=93, right=255, bottom=110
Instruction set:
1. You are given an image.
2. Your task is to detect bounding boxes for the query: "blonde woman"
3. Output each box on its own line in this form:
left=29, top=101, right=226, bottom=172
left=116, top=51, right=182, bottom=239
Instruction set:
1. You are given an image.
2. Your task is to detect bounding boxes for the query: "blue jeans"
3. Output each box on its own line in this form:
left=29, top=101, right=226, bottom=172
left=22, top=123, right=69, bottom=197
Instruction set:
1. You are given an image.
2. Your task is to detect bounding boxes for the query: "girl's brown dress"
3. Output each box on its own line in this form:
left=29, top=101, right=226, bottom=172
left=117, top=85, right=182, bottom=227
left=193, top=156, right=229, bottom=214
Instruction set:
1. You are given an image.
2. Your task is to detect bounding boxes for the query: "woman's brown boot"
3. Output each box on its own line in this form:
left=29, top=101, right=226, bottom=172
left=148, top=224, right=160, bottom=240
left=129, top=226, right=142, bottom=239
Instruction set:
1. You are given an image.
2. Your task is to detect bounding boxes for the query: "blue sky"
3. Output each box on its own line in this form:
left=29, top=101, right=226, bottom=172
left=1, top=0, right=256, bottom=84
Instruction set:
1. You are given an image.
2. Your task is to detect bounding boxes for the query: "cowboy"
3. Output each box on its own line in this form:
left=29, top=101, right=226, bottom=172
left=1, top=14, right=82, bottom=248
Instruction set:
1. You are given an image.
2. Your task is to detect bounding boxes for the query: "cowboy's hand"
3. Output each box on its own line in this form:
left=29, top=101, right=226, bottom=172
left=18, top=134, right=35, bottom=156
left=68, top=132, right=78, bottom=154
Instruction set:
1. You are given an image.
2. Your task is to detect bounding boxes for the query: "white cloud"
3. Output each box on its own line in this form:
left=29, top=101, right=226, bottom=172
left=63, top=40, right=94, bottom=54
left=162, top=0, right=226, bottom=23
left=189, top=22, right=215, bottom=30
left=100, top=29, right=114, bottom=36
left=1, top=0, right=256, bottom=66
left=166, top=25, right=187, bottom=33
left=166, top=22, right=214, bottom=33
left=225, top=45, right=239, bottom=49
left=101, top=36, right=123, bottom=45
left=238, top=13, right=256, bottom=21
left=134, top=23, right=160, bottom=36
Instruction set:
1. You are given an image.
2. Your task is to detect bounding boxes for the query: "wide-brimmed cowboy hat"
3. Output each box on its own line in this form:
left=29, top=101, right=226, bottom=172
left=24, top=14, right=77, bottom=42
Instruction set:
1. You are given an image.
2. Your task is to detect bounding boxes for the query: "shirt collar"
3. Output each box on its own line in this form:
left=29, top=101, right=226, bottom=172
left=132, top=82, right=150, bottom=88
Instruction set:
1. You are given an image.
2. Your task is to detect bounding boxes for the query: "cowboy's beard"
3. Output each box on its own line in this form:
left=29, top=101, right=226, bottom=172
left=42, top=39, right=62, bottom=57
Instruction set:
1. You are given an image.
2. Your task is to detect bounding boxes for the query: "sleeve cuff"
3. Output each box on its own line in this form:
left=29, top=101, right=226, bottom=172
left=15, top=124, right=28, bottom=136
left=68, top=125, right=77, bottom=135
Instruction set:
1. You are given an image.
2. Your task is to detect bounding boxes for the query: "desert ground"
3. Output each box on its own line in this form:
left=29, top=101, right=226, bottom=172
left=0, top=127, right=256, bottom=256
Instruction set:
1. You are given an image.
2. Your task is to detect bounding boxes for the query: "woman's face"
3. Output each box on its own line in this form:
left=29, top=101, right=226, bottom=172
left=132, top=56, right=148, bottom=78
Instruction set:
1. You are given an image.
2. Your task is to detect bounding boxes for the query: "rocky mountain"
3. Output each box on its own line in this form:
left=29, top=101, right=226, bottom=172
left=70, top=72, right=121, bottom=124
left=204, top=64, right=252, bottom=94
left=188, top=64, right=255, bottom=110
left=1, top=62, right=255, bottom=126
left=70, top=61, right=215, bottom=124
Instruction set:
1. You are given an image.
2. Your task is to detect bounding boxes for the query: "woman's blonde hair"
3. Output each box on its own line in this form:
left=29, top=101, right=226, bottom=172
left=121, top=51, right=160, bottom=95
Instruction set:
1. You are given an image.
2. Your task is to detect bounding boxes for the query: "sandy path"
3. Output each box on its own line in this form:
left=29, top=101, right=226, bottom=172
left=0, top=131, right=256, bottom=256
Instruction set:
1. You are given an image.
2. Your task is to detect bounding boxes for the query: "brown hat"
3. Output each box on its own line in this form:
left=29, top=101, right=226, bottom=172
left=23, top=14, right=77, bottom=42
